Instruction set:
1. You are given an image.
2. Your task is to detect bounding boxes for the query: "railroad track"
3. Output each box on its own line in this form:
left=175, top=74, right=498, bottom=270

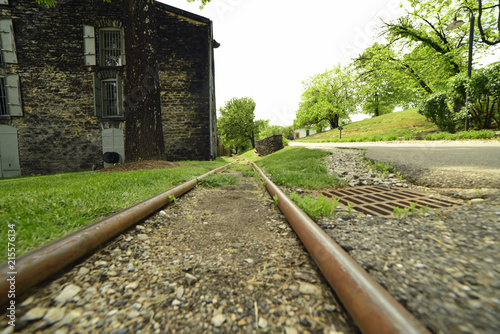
left=1, top=160, right=430, bottom=333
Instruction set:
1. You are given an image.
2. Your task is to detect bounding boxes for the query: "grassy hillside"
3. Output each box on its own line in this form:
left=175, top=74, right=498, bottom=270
left=298, top=109, right=439, bottom=142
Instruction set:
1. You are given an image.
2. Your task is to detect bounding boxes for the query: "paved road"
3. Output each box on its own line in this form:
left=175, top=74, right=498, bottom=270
left=289, top=141, right=500, bottom=189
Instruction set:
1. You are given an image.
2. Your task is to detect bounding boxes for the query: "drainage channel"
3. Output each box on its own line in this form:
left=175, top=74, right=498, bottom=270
left=322, top=186, right=460, bottom=217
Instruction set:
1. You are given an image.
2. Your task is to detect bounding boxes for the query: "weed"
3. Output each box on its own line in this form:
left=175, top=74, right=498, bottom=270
left=347, top=202, right=354, bottom=216
left=409, top=202, right=418, bottom=215
left=393, top=206, right=404, bottom=219
left=477, top=188, right=482, bottom=198
left=168, top=194, right=178, bottom=203
left=289, top=193, right=337, bottom=220
left=421, top=205, right=429, bottom=215
left=273, top=195, right=279, bottom=206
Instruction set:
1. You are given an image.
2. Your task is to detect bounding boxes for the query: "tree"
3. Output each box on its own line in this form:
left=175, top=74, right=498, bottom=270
left=122, top=0, right=166, bottom=162
left=405, top=0, right=500, bottom=46
left=354, top=44, right=403, bottom=117
left=296, top=65, right=356, bottom=130
left=218, top=97, right=260, bottom=151
left=36, top=0, right=166, bottom=162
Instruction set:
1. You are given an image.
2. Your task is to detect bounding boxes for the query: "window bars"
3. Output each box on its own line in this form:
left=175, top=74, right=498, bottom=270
left=102, top=80, right=118, bottom=117
left=100, top=29, right=122, bottom=66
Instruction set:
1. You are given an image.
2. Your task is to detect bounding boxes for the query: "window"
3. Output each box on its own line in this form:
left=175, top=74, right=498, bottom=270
left=93, top=74, right=123, bottom=118
left=102, top=79, right=119, bottom=116
left=0, top=75, right=22, bottom=116
left=100, top=29, right=123, bottom=66
left=0, top=18, right=17, bottom=64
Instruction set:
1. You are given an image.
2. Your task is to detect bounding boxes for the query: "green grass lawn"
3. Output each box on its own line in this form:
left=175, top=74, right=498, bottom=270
left=0, top=159, right=230, bottom=262
left=253, top=147, right=344, bottom=190
left=298, top=109, right=439, bottom=142
left=298, top=109, right=498, bottom=142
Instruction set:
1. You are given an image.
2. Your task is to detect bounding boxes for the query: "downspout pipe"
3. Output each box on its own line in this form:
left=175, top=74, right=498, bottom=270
left=249, top=161, right=430, bottom=334
left=0, top=161, right=237, bottom=308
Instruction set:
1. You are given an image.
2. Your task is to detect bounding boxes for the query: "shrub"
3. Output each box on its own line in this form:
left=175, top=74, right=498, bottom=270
left=418, top=92, right=458, bottom=133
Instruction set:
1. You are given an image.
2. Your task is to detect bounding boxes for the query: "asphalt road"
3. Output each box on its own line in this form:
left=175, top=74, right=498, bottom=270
left=289, top=141, right=500, bottom=189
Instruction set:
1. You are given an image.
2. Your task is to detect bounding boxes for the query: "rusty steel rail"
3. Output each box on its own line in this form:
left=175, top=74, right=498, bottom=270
left=0, top=160, right=238, bottom=308
left=249, top=161, right=430, bottom=334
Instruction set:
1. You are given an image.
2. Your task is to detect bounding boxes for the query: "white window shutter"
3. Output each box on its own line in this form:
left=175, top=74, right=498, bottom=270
left=93, top=74, right=102, bottom=116
left=116, top=73, right=123, bottom=116
left=0, top=19, right=17, bottom=64
left=5, top=74, right=22, bottom=116
left=83, top=25, right=96, bottom=66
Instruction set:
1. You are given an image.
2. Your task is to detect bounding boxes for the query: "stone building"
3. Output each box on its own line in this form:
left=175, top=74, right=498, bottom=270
left=0, top=0, right=217, bottom=177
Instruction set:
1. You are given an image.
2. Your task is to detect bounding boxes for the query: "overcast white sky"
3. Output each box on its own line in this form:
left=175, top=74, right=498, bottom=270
left=158, top=0, right=410, bottom=126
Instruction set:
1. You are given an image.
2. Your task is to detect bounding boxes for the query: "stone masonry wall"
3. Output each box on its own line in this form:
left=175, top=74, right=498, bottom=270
left=0, top=0, right=116, bottom=175
left=0, top=0, right=215, bottom=176
left=156, top=5, right=214, bottom=161
left=256, top=135, right=284, bottom=156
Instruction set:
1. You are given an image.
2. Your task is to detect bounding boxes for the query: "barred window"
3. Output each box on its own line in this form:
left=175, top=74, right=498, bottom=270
left=0, top=78, right=7, bottom=116
left=93, top=74, right=123, bottom=118
left=100, top=29, right=122, bottom=66
left=102, top=79, right=118, bottom=117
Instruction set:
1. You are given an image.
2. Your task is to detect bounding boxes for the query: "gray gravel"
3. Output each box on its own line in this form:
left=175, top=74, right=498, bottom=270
left=317, top=148, right=500, bottom=334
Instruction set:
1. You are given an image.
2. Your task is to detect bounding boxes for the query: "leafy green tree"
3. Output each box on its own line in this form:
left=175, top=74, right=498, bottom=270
left=405, top=0, right=500, bottom=46
left=296, top=65, right=356, bottom=130
left=354, top=44, right=404, bottom=116
left=218, top=97, right=260, bottom=151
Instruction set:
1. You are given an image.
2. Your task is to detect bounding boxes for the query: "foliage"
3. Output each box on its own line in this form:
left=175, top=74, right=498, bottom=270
left=419, top=92, right=458, bottom=132
left=289, top=193, right=338, bottom=220
left=364, top=0, right=499, bottom=114
left=256, top=147, right=344, bottom=189
left=198, top=173, right=238, bottom=188
left=0, top=158, right=230, bottom=261
left=218, top=97, right=260, bottom=151
left=296, top=64, right=357, bottom=130
left=405, top=0, right=500, bottom=46
left=424, top=129, right=495, bottom=140
left=354, top=43, right=413, bottom=116
left=418, top=63, right=500, bottom=131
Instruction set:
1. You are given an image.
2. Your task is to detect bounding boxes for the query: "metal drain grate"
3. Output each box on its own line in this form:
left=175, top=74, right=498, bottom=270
left=322, top=186, right=459, bottom=217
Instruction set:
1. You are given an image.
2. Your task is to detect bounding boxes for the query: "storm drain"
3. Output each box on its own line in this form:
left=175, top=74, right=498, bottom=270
left=322, top=186, right=459, bottom=217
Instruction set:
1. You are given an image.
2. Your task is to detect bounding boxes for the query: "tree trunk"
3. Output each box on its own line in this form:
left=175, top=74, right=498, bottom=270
left=123, top=0, right=166, bottom=162
left=329, top=114, right=340, bottom=129
left=374, top=91, right=379, bottom=117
